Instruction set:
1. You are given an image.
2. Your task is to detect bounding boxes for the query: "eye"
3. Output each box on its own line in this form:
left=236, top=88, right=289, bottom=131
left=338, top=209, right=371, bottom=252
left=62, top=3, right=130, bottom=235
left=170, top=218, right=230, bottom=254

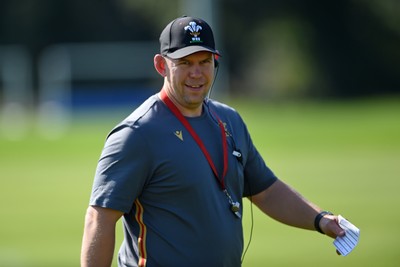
left=177, top=60, right=190, bottom=66
left=201, top=58, right=213, bottom=65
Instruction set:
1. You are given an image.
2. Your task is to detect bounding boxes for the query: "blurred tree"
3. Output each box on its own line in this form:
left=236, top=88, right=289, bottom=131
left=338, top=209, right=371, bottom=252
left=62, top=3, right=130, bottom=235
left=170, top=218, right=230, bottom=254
left=222, top=0, right=400, bottom=98
left=0, top=0, right=399, bottom=99
left=0, top=0, right=156, bottom=48
left=306, top=0, right=400, bottom=97
left=116, top=0, right=181, bottom=27
left=0, top=0, right=158, bottom=97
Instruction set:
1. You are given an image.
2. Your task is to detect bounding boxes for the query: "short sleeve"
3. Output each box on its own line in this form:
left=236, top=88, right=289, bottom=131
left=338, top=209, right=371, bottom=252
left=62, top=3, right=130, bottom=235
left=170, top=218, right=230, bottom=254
left=243, top=140, right=278, bottom=197
left=89, top=125, right=151, bottom=213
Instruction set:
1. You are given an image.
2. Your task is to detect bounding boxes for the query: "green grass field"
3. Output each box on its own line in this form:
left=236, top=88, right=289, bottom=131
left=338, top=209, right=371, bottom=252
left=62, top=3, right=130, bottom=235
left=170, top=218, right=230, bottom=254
left=1, top=97, right=399, bottom=266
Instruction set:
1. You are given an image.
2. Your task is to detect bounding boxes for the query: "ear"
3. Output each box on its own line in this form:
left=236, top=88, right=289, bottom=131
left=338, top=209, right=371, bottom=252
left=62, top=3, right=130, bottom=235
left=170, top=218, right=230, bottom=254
left=154, top=54, right=167, bottom=77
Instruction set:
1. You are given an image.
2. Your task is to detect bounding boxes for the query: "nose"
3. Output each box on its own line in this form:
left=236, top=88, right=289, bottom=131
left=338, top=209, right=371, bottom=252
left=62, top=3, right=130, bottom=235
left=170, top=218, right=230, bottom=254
left=188, top=64, right=202, bottom=78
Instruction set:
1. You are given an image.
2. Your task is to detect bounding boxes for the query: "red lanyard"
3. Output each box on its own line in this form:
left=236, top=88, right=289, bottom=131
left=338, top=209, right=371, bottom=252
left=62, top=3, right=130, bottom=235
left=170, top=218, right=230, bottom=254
left=160, top=89, right=229, bottom=189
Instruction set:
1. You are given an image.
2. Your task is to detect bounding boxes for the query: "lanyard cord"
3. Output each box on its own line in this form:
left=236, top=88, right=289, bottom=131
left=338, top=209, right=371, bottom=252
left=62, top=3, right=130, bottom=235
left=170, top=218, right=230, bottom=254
left=159, top=89, right=228, bottom=189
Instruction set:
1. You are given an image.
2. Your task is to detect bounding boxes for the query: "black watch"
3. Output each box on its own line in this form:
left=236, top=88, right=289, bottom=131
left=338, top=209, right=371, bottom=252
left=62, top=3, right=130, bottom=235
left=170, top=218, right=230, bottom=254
left=314, top=211, right=333, bottom=234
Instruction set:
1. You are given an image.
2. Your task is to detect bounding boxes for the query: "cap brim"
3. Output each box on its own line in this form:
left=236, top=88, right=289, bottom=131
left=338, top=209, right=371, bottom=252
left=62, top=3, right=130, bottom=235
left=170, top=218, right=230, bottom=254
left=166, top=46, right=221, bottom=59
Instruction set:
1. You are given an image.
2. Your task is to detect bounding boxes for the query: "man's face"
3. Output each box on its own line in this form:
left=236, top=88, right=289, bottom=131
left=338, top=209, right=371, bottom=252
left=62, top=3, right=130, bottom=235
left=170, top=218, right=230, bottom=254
left=164, top=51, right=215, bottom=116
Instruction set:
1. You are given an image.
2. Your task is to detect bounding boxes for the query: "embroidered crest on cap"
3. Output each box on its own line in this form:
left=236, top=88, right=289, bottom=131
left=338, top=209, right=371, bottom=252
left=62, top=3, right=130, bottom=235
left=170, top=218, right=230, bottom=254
left=184, top=21, right=203, bottom=43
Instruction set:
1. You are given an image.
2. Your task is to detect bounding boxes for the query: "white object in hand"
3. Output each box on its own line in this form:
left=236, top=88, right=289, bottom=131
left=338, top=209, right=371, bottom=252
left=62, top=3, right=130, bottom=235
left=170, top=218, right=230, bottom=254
left=333, top=215, right=360, bottom=256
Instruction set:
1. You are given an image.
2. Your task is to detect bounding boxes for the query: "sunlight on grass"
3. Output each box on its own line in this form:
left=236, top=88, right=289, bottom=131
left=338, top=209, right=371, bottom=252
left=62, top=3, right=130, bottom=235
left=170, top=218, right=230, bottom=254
left=0, top=97, right=399, bottom=266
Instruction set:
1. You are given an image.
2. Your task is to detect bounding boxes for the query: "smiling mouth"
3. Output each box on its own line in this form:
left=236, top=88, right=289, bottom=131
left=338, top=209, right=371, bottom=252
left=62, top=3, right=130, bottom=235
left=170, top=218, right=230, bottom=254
left=186, top=84, right=203, bottom=89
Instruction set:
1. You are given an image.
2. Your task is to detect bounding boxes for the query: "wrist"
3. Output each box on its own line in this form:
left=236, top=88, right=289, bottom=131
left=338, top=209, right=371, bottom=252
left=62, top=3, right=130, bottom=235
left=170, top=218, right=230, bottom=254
left=314, top=211, right=333, bottom=234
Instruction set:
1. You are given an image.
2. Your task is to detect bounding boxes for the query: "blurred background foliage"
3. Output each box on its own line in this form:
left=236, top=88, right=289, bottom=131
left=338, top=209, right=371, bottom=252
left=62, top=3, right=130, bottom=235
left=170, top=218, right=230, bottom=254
left=0, top=0, right=399, bottom=100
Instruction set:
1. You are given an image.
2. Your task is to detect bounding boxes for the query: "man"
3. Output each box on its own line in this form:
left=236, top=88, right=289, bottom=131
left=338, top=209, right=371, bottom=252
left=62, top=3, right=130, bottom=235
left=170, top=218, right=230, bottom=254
left=81, top=16, right=345, bottom=267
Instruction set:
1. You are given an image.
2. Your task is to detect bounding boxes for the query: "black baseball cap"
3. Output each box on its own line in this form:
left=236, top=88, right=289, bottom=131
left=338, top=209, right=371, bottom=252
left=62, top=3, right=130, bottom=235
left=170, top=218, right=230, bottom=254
left=159, top=16, right=221, bottom=59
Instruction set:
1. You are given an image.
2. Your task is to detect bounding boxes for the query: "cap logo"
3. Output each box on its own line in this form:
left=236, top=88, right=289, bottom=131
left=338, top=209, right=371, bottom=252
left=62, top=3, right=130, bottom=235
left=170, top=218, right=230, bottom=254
left=184, top=21, right=203, bottom=43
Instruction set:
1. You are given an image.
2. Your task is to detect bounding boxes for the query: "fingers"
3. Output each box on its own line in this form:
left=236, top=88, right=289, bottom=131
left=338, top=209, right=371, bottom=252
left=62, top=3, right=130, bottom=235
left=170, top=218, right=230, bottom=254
left=320, top=215, right=345, bottom=239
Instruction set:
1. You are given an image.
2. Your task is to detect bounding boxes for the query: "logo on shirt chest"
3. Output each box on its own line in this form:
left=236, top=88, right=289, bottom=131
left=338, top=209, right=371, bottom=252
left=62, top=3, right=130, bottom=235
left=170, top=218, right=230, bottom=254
left=174, top=130, right=184, bottom=141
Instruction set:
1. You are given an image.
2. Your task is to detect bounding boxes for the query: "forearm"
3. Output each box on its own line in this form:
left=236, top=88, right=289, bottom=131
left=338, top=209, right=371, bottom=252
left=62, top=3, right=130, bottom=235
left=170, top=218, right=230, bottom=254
left=251, top=180, right=321, bottom=230
left=81, top=206, right=120, bottom=267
